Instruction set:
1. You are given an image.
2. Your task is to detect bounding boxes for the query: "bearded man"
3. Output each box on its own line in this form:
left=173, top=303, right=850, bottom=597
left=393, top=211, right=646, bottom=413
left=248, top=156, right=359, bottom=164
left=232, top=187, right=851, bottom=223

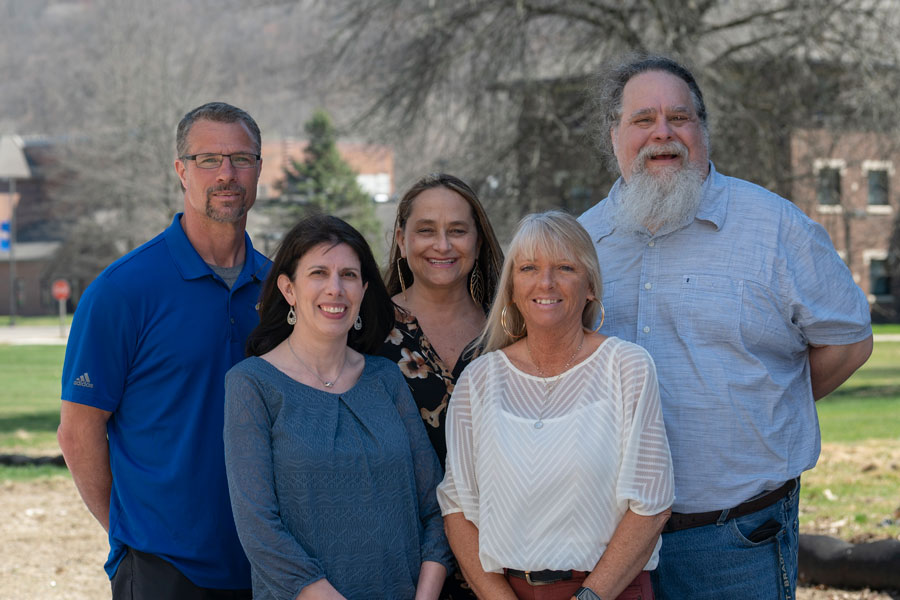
left=58, top=102, right=270, bottom=599
left=578, top=56, right=873, bottom=600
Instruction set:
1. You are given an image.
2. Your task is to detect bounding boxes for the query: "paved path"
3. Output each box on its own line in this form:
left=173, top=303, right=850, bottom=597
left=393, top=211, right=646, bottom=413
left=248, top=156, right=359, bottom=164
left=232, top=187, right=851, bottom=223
left=0, top=325, right=69, bottom=345
left=2, top=326, right=899, bottom=346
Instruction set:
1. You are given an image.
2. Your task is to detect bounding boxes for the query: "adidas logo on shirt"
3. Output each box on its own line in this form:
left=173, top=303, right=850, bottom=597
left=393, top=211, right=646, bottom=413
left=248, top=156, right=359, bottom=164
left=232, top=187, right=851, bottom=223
left=73, top=373, right=94, bottom=388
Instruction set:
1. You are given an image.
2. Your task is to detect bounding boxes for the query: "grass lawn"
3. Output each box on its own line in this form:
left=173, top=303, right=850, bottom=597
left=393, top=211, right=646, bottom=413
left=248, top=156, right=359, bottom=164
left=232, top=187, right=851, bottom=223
left=872, top=323, right=900, bottom=335
left=0, top=463, right=68, bottom=481
left=817, top=341, right=900, bottom=441
left=1, top=314, right=74, bottom=327
left=0, top=345, right=66, bottom=455
left=801, top=342, right=900, bottom=541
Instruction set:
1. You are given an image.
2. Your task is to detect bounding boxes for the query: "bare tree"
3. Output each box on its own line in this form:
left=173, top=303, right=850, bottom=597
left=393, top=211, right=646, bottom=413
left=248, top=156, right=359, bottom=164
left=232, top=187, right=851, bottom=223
left=305, top=1, right=900, bottom=222
left=1, top=0, right=330, bottom=296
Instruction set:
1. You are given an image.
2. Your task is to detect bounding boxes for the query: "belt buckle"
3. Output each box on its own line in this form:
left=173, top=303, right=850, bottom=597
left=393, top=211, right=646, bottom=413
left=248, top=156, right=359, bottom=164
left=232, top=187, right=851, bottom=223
left=524, top=571, right=552, bottom=586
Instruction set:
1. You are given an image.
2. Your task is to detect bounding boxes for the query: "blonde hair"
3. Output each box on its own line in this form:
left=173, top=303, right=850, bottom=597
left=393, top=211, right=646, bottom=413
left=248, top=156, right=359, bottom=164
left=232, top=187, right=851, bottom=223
left=479, top=210, right=603, bottom=353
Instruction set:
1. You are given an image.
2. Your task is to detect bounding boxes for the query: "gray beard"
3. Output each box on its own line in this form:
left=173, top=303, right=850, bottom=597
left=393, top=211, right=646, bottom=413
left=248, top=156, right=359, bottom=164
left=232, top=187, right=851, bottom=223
left=615, top=164, right=705, bottom=234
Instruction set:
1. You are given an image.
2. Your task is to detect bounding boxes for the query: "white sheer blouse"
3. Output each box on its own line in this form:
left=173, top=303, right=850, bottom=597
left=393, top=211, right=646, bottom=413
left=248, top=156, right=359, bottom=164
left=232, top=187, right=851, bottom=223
left=437, top=336, right=674, bottom=573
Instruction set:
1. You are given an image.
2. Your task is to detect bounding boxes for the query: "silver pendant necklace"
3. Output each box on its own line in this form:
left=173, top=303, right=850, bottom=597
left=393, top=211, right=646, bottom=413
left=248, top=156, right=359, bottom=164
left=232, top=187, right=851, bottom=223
left=526, top=335, right=584, bottom=429
left=287, top=337, right=346, bottom=389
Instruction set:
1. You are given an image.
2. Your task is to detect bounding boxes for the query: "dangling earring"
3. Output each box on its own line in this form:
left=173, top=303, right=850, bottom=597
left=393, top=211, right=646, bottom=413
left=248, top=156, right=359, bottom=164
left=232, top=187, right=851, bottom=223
left=469, top=259, right=484, bottom=306
left=286, top=305, right=297, bottom=326
left=500, top=304, right=525, bottom=339
left=397, top=258, right=409, bottom=301
left=593, top=300, right=605, bottom=333
left=354, top=314, right=362, bottom=331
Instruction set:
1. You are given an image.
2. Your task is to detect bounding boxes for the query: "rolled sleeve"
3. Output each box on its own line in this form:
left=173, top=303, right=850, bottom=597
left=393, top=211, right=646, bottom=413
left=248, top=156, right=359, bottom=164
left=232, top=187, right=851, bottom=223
left=784, top=216, right=871, bottom=346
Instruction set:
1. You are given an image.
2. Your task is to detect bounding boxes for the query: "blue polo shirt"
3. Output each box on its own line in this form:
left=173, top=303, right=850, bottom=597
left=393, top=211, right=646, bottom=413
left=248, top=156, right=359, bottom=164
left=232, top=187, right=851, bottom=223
left=61, top=213, right=270, bottom=588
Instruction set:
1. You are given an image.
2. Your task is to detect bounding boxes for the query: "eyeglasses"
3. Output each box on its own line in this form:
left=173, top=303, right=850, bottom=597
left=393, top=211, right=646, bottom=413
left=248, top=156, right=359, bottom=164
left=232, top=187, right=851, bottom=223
left=180, top=153, right=261, bottom=169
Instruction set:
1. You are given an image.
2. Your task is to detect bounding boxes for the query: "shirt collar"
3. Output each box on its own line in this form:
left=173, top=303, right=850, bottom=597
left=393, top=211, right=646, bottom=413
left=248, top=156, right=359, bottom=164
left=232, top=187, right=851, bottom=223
left=591, top=161, right=728, bottom=242
left=164, top=213, right=266, bottom=286
left=694, top=162, right=728, bottom=231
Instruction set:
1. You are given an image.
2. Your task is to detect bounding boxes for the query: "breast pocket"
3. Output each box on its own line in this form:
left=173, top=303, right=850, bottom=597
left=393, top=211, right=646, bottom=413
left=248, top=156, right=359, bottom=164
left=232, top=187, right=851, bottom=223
left=600, top=279, right=633, bottom=339
left=676, top=274, right=743, bottom=346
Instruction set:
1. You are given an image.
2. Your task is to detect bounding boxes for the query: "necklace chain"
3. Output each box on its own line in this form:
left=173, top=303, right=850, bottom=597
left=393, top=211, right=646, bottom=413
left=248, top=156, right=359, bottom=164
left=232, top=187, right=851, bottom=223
left=526, top=335, right=585, bottom=429
left=287, top=337, right=346, bottom=389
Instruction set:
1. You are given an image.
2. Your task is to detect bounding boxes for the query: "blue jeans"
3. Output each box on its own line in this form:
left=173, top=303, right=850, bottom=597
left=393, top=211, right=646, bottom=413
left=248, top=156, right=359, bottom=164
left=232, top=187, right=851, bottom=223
left=652, top=480, right=800, bottom=600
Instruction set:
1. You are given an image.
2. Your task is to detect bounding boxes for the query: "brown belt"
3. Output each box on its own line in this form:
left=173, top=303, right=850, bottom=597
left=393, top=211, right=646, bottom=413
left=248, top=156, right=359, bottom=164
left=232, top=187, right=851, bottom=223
left=663, top=478, right=797, bottom=533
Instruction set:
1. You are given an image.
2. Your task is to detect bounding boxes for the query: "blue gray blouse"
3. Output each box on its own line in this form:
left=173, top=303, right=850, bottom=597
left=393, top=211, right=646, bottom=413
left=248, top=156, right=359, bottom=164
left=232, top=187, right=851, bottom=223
left=224, top=355, right=452, bottom=600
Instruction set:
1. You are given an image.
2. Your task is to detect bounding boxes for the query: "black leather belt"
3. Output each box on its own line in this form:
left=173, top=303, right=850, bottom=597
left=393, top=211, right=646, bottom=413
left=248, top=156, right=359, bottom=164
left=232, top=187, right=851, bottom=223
left=664, top=478, right=797, bottom=533
left=505, top=569, right=586, bottom=586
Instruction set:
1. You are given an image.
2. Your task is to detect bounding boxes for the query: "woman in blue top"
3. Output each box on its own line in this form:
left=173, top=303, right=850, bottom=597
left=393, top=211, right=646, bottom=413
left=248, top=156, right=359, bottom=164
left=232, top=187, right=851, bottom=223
left=224, top=215, right=452, bottom=600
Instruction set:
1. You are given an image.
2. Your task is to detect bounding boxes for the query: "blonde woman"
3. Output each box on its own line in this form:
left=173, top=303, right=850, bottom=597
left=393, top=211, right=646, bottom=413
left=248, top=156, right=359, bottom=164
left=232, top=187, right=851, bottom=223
left=438, top=211, right=674, bottom=600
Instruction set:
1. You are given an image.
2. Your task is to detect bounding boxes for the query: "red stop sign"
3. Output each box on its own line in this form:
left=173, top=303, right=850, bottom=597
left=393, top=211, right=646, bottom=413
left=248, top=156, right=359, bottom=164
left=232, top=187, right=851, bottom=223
left=52, top=279, right=70, bottom=301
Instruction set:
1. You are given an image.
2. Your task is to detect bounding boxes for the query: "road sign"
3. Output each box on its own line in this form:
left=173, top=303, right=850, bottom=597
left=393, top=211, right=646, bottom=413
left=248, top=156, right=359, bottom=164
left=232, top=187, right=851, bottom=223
left=52, top=279, right=71, bottom=301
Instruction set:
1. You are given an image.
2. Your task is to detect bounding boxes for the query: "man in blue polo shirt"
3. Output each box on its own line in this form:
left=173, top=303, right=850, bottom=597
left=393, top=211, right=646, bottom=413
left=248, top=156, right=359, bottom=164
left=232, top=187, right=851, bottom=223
left=578, top=56, right=873, bottom=600
left=58, top=102, right=270, bottom=599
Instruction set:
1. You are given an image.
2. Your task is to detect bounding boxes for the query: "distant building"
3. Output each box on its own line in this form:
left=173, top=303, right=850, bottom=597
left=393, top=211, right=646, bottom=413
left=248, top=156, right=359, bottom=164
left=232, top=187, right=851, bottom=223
left=791, top=129, right=896, bottom=318
left=0, top=136, right=63, bottom=316
left=249, top=138, right=397, bottom=258
left=256, top=139, right=394, bottom=203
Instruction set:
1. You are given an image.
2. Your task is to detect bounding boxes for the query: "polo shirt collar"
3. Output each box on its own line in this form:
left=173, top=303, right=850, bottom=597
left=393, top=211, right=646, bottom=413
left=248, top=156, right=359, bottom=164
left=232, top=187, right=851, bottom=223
left=164, top=213, right=265, bottom=285
left=592, top=161, right=728, bottom=241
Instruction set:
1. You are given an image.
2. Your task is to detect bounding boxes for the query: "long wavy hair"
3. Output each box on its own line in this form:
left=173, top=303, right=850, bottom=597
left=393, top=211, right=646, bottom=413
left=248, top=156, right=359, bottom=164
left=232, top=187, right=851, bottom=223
left=384, top=173, right=503, bottom=307
left=246, top=215, right=393, bottom=356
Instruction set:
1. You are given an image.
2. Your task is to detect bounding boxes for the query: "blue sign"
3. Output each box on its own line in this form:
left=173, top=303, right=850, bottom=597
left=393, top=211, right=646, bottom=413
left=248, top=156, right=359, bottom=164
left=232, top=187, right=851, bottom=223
left=0, top=220, right=9, bottom=252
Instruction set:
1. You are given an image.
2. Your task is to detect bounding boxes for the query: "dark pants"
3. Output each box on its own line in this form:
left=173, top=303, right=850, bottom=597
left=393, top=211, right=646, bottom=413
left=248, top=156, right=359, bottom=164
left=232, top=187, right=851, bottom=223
left=111, top=547, right=252, bottom=600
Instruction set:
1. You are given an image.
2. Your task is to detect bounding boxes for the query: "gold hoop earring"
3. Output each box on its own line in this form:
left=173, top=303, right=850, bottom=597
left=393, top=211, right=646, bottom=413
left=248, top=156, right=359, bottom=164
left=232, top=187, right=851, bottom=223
left=397, top=258, right=409, bottom=301
left=593, top=300, right=605, bottom=333
left=286, top=305, right=297, bottom=326
left=469, top=259, right=484, bottom=306
left=500, top=304, right=526, bottom=339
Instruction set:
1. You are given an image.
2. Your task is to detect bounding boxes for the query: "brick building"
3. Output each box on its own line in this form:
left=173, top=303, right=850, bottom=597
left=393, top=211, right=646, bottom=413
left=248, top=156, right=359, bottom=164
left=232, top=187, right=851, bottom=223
left=791, top=129, right=896, bottom=317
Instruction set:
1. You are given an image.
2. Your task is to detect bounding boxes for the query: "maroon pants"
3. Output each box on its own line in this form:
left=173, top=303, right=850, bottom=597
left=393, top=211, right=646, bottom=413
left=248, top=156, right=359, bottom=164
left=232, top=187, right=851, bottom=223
left=505, top=570, right=654, bottom=600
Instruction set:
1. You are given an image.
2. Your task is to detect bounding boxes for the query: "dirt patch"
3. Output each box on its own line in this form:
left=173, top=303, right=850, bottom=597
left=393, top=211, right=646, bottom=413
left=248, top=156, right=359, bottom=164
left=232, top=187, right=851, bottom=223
left=1, top=477, right=110, bottom=600
left=0, top=474, right=896, bottom=599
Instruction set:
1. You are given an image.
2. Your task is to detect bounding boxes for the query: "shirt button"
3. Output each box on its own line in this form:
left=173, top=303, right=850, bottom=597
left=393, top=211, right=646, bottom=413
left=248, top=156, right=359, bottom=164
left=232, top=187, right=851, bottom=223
left=644, top=282, right=652, bottom=290
left=648, top=241, right=655, bottom=247
left=643, top=326, right=650, bottom=333
left=230, top=317, right=235, bottom=324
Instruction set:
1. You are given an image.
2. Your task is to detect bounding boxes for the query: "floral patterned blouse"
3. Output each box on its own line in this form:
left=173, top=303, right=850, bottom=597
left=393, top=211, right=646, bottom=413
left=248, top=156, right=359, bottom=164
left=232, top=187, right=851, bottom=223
left=378, top=305, right=478, bottom=470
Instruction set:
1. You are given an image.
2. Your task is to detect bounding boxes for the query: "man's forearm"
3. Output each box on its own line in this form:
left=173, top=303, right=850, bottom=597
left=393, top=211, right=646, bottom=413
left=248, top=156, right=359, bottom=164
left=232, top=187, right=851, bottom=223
left=66, top=442, right=112, bottom=531
left=58, top=402, right=113, bottom=531
left=809, top=335, right=874, bottom=400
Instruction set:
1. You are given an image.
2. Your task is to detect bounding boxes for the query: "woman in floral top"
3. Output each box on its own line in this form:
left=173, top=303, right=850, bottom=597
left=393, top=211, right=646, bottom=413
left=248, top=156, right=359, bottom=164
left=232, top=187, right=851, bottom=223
left=380, top=173, right=503, bottom=599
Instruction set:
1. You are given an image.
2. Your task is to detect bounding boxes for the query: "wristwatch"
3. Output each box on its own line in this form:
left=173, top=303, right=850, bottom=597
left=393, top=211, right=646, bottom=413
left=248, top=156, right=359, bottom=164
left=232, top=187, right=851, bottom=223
left=575, top=587, right=603, bottom=600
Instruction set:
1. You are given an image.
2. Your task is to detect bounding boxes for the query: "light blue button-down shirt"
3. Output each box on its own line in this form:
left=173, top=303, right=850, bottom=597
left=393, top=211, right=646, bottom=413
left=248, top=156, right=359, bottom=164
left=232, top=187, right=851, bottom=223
left=578, top=163, right=871, bottom=513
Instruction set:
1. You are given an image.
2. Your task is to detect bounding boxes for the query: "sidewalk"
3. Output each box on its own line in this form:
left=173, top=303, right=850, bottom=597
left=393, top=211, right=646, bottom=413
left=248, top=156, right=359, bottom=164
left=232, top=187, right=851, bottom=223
left=0, top=325, right=70, bottom=345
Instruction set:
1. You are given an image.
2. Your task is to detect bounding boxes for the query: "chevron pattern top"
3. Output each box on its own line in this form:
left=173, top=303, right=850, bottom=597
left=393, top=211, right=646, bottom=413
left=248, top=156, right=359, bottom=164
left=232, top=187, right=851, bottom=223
left=437, top=336, right=674, bottom=573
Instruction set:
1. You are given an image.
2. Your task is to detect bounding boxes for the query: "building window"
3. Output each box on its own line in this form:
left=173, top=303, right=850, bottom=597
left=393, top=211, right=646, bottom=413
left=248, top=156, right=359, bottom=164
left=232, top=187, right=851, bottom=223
left=870, top=258, right=891, bottom=296
left=868, top=169, right=889, bottom=206
left=817, top=167, right=841, bottom=205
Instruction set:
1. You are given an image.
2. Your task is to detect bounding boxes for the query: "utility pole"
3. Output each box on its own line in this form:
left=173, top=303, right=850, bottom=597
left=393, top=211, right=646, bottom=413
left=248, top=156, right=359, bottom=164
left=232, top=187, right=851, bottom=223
left=0, top=135, right=32, bottom=326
